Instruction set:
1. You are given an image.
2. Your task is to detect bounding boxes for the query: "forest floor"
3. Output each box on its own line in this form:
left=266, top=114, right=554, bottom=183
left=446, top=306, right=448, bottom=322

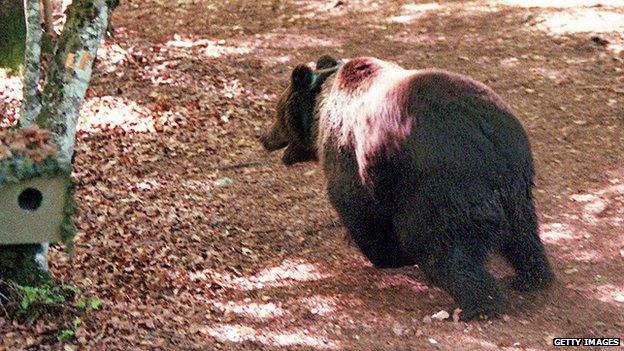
left=1, top=0, right=624, bottom=350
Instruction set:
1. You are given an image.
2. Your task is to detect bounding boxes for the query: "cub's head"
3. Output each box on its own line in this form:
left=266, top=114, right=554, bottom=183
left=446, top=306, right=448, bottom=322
left=260, top=55, right=340, bottom=165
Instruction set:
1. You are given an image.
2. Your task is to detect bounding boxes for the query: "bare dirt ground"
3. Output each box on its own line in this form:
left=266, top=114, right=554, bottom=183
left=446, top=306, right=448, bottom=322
left=1, top=0, right=623, bottom=350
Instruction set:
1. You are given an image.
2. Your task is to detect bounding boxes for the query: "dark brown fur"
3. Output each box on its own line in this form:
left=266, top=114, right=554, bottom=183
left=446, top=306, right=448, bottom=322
left=261, top=56, right=554, bottom=321
left=337, top=57, right=380, bottom=92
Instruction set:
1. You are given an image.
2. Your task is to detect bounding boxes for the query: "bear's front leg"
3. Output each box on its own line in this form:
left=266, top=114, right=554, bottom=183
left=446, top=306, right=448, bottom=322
left=333, top=201, right=413, bottom=268
left=327, top=178, right=413, bottom=268
left=421, top=244, right=506, bottom=321
left=345, top=213, right=413, bottom=269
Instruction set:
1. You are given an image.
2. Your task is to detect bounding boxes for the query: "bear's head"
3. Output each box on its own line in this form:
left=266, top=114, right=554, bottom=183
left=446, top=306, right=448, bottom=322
left=260, top=55, right=341, bottom=165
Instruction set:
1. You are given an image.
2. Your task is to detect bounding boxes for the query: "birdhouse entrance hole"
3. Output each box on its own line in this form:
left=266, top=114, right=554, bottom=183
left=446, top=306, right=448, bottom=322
left=18, top=188, right=43, bottom=211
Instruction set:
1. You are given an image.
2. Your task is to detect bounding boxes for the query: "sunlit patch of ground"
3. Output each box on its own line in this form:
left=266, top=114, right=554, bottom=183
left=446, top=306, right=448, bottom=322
left=166, top=35, right=254, bottom=59
left=494, top=0, right=624, bottom=53
left=387, top=1, right=499, bottom=24
left=137, top=56, right=194, bottom=87
left=538, top=168, right=624, bottom=304
left=0, top=74, right=22, bottom=127
left=297, top=295, right=340, bottom=316
left=499, top=57, right=520, bottom=67
left=245, top=32, right=341, bottom=50
left=594, top=284, right=624, bottom=305
left=535, top=9, right=624, bottom=35
left=543, top=206, right=622, bottom=254
left=540, top=222, right=581, bottom=243
left=386, top=3, right=443, bottom=24
left=162, top=32, right=341, bottom=67
left=129, top=179, right=165, bottom=192
left=384, top=0, right=624, bottom=54
left=78, top=96, right=159, bottom=133
left=200, top=323, right=340, bottom=349
left=212, top=300, right=285, bottom=319
left=385, top=32, right=447, bottom=45
left=193, top=269, right=428, bottom=349
left=294, top=0, right=381, bottom=19
left=454, top=335, right=512, bottom=350
left=572, top=249, right=602, bottom=262
left=569, top=181, right=624, bottom=227
left=180, top=179, right=215, bottom=195
left=494, top=0, right=624, bottom=8
left=96, top=34, right=133, bottom=75
left=209, top=259, right=333, bottom=291
left=530, top=67, right=574, bottom=86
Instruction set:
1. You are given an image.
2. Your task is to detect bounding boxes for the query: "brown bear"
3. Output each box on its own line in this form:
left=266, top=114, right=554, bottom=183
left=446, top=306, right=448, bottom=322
left=261, top=55, right=554, bottom=320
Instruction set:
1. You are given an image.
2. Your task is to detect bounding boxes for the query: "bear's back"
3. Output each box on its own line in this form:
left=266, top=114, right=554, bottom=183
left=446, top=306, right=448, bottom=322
left=319, top=62, right=534, bottom=204
left=402, top=69, right=533, bottom=181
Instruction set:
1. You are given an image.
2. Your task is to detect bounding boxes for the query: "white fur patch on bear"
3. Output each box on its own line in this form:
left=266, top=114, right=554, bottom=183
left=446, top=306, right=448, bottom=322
left=318, top=58, right=416, bottom=184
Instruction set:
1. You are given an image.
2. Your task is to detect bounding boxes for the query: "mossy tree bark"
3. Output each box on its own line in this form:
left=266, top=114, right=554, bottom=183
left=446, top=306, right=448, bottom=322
left=1, top=0, right=115, bottom=287
left=20, top=0, right=44, bottom=125
left=1, top=0, right=50, bottom=287
left=36, top=0, right=111, bottom=163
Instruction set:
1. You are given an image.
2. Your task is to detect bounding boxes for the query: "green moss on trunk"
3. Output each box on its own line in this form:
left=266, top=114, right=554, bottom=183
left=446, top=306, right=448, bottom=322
left=37, top=0, right=104, bottom=125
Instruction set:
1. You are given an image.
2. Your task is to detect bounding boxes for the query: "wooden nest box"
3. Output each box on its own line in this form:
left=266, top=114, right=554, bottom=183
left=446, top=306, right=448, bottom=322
left=0, top=127, right=75, bottom=245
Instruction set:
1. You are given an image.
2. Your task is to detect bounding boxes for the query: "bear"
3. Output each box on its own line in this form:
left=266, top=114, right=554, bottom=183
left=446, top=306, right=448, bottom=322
left=260, top=55, right=554, bottom=320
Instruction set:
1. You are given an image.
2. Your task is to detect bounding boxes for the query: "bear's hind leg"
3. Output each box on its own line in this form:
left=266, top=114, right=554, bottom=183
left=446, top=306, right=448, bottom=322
left=500, top=198, right=554, bottom=291
left=420, top=242, right=505, bottom=321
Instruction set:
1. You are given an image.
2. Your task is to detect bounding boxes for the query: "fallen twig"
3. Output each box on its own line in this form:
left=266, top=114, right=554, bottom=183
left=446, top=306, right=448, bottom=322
left=252, top=228, right=278, bottom=234
left=580, top=85, right=624, bottom=94
left=210, top=160, right=269, bottom=171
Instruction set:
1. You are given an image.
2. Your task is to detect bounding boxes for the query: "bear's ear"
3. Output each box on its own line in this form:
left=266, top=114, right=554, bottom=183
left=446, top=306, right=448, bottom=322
left=291, top=65, right=314, bottom=91
left=316, top=55, right=339, bottom=70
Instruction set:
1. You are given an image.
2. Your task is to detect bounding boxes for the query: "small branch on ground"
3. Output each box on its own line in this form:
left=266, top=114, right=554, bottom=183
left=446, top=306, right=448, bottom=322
left=210, top=160, right=269, bottom=171
left=581, top=85, right=624, bottom=94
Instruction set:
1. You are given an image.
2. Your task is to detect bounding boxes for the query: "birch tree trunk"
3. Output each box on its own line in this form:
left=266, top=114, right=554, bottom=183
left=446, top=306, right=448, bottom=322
left=36, top=0, right=110, bottom=164
left=20, top=0, right=43, bottom=127
left=0, top=0, right=114, bottom=286
left=0, top=0, right=49, bottom=286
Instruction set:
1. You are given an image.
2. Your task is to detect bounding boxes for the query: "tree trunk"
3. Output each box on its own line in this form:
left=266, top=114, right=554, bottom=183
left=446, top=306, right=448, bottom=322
left=0, top=0, right=50, bottom=287
left=20, top=0, right=44, bottom=127
left=1, top=0, right=113, bottom=287
left=37, top=0, right=110, bottom=164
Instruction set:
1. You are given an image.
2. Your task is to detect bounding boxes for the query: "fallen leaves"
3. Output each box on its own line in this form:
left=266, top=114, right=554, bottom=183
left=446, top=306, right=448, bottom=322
left=0, top=126, right=58, bottom=162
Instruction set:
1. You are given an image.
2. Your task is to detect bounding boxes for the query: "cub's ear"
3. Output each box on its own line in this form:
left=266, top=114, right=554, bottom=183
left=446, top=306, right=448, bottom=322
left=291, top=65, right=314, bottom=91
left=316, top=55, right=339, bottom=70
